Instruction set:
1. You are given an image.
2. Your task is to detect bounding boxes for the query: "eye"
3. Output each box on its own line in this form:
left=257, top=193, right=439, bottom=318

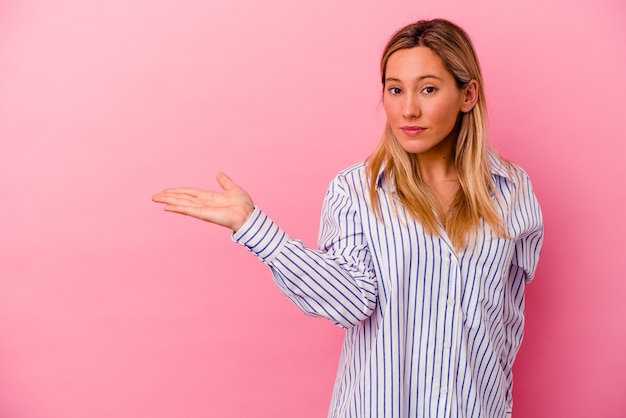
left=388, top=87, right=402, bottom=95
left=422, top=86, right=437, bottom=94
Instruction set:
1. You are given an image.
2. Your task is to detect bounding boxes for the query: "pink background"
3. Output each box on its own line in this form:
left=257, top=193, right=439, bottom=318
left=1, top=0, right=625, bottom=417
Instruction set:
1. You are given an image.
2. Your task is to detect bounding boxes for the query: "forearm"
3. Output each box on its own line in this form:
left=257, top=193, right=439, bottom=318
left=233, top=208, right=377, bottom=328
left=501, top=264, right=527, bottom=412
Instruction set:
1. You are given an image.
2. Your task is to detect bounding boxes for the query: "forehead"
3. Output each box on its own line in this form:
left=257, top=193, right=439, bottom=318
left=385, top=46, right=449, bottom=79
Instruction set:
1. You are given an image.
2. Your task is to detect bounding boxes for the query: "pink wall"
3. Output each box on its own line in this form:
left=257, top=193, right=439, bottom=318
left=1, top=0, right=624, bottom=417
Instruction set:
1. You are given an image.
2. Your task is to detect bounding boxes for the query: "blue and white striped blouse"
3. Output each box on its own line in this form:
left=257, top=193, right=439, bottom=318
left=233, top=157, right=543, bottom=418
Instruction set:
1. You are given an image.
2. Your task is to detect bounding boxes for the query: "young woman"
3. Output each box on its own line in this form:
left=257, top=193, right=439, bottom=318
left=152, top=18, right=543, bottom=418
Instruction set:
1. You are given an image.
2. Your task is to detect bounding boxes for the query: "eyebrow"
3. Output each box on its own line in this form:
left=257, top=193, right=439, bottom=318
left=385, top=75, right=442, bottom=83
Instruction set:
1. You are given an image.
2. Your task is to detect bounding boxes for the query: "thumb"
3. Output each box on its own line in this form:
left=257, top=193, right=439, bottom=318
left=216, top=172, right=238, bottom=191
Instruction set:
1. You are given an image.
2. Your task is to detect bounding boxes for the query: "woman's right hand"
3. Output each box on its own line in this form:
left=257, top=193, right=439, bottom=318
left=151, top=173, right=255, bottom=232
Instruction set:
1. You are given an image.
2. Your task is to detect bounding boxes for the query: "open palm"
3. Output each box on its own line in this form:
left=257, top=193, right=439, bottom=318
left=152, top=173, right=255, bottom=232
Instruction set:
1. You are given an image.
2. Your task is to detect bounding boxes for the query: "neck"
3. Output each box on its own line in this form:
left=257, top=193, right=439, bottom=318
left=418, top=154, right=459, bottom=215
left=417, top=150, right=457, bottom=183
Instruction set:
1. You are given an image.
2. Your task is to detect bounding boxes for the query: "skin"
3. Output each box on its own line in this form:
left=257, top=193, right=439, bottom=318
left=152, top=46, right=479, bottom=228
left=151, top=173, right=254, bottom=232
left=383, top=46, right=478, bottom=209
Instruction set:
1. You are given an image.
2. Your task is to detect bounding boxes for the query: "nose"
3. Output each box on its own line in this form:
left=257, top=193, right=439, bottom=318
left=402, top=94, right=420, bottom=119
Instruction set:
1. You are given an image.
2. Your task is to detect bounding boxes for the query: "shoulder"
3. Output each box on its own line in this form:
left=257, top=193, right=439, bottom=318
left=322, top=161, right=372, bottom=205
left=328, top=161, right=369, bottom=190
left=335, top=161, right=368, bottom=180
left=489, top=153, right=543, bottom=235
left=489, top=151, right=535, bottom=191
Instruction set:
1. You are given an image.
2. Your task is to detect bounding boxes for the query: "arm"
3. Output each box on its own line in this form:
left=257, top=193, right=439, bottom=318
left=153, top=173, right=378, bottom=329
left=501, top=173, right=544, bottom=414
left=233, top=178, right=378, bottom=329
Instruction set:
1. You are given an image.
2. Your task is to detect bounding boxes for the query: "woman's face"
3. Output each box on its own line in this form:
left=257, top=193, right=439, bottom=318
left=383, top=46, right=474, bottom=159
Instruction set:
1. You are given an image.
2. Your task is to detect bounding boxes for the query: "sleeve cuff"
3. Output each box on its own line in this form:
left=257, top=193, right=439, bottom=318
left=231, top=207, right=289, bottom=263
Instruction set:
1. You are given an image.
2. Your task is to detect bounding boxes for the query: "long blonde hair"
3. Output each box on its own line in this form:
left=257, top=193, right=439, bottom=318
left=368, top=19, right=510, bottom=249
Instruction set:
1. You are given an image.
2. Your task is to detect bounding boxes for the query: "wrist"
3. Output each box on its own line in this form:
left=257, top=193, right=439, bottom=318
left=232, top=205, right=255, bottom=232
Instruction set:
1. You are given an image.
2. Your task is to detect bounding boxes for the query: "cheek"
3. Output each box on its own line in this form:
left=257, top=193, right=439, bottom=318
left=382, top=98, right=390, bottom=113
left=383, top=99, right=399, bottom=121
left=428, top=101, right=460, bottom=126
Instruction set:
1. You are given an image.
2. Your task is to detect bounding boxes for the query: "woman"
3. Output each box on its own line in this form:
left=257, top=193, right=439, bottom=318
left=152, top=18, right=543, bottom=418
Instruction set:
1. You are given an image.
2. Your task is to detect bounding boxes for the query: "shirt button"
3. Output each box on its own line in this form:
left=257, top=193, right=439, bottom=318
left=441, top=387, right=448, bottom=394
left=447, top=299, right=454, bottom=307
left=444, top=341, right=451, bottom=349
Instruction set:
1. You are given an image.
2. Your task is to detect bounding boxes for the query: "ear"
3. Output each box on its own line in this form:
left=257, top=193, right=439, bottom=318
left=461, top=80, right=479, bottom=113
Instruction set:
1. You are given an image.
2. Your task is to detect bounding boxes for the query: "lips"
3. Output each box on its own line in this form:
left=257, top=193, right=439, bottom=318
left=401, top=126, right=425, bottom=136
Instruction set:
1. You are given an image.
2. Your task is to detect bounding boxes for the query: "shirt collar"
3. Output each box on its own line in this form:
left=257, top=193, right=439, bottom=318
left=487, top=151, right=512, bottom=179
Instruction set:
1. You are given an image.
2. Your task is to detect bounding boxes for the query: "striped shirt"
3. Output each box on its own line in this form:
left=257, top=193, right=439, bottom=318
left=233, top=157, right=543, bottom=418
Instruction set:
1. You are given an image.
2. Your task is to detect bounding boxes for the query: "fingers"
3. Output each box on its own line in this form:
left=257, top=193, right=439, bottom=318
left=152, top=192, right=199, bottom=208
left=151, top=173, right=252, bottom=230
left=155, top=187, right=203, bottom=197
left=152, top=172, right=243, bottom=211
left=216, top=172, right=237, bottom=191
left=152, top=191, right=189, bottom=206
left=162, top=203, right=200, bottom=217
left=154, top=193, right=209, bottom=217
left=152, top=187, right=215, bottom=205
left=153, top=173, right=237, bottom=198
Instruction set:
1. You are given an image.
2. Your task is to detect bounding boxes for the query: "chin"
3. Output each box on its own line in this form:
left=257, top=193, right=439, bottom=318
left=397, top=140, right=433, bottom=155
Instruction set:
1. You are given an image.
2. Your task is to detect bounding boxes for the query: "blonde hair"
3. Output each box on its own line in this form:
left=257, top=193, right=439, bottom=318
left=368, top=19, right=510, bottom=249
